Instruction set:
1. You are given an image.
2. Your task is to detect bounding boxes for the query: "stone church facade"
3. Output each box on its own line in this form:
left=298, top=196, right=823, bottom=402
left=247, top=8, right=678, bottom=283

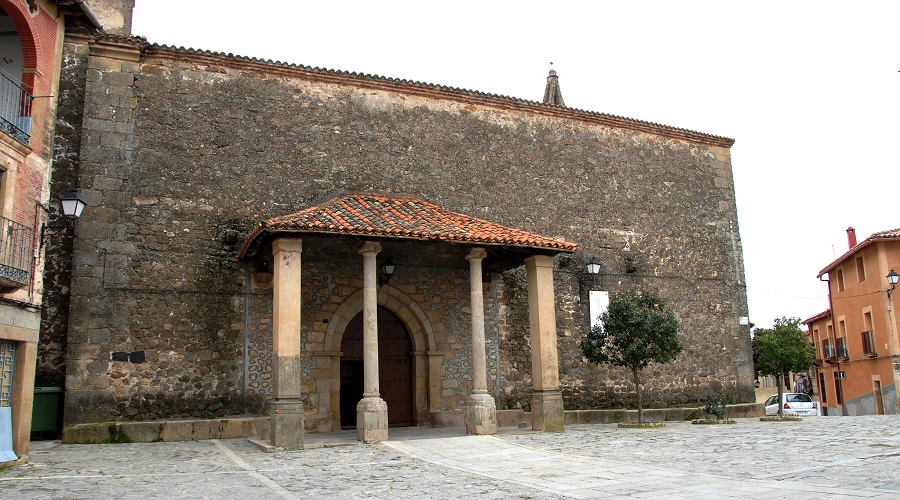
left=36, top=1, right=754, bottom=443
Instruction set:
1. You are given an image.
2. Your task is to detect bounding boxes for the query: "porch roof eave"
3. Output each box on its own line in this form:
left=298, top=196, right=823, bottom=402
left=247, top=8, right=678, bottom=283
left=237, top=226, right=575, bottom=268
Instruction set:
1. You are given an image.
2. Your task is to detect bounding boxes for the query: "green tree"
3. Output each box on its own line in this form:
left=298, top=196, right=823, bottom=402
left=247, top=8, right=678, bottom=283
left=580, top=288, right=682, bottom=423
left=751, top=317, right=816, bottom=415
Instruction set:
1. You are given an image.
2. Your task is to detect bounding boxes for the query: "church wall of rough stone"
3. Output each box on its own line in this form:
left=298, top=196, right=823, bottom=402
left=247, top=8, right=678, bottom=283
left=46, top=36, right=754, bottom=425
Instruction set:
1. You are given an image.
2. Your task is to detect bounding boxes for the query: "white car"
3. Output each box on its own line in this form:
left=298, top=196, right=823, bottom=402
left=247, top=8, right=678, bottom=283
left=764, top=393, right=821, bottom=416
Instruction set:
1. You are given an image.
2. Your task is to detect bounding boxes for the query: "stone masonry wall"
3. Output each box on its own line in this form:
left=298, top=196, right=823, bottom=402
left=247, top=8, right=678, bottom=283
left=39, top=35, right=90, bottom=388
left=51, top=39, right=753, bottom=424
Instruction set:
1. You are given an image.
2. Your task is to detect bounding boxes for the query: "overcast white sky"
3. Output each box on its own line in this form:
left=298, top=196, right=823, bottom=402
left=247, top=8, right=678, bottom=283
left=130, top=1, right=900, bottom=329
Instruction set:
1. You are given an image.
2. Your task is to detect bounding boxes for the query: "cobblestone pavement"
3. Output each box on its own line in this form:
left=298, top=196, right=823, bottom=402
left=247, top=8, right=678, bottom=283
left=1, top=416, right=898, bottom=499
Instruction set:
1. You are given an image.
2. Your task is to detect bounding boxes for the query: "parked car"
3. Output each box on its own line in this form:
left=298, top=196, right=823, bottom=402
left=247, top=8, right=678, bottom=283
left=764, top=393, right=821, bottom=416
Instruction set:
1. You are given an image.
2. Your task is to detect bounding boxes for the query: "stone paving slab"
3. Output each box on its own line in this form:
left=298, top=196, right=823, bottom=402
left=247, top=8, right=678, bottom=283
left=1, top=416, right=898, bottom=498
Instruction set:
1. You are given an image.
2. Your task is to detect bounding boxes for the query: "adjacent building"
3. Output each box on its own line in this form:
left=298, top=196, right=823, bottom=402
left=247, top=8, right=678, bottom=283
left=0, top=0, right=105, bottom=465
left=805, top=227, right=900, bottom=415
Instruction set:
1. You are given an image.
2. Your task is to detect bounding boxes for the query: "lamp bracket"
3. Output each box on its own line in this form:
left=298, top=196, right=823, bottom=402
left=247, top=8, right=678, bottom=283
left=39, top=221, right=75, bottom=248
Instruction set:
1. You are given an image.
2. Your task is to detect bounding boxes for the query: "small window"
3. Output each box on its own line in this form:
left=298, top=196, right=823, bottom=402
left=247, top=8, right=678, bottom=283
left=788, top=394, right=812, bottom=403
left=862, top=330, right=876, bottom=356
left=856, top=256, right=866, bottom=282
left=765, top=396, right=777, bottom=406
left=836, top=269, right=845, bottom=292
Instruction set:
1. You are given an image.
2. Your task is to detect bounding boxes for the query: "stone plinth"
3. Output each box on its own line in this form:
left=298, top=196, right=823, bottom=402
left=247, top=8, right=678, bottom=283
left=531, top=390, right=564, bottom=432
left=465, top=393, right=497, bottom=435
left=357, top=396, right=388, bottom=443
left=270, top=399, right=304, bottom=449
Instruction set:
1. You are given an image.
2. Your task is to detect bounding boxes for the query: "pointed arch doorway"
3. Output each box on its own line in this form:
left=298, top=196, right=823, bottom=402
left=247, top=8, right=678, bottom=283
left=340, top=306, right=414, bottom=429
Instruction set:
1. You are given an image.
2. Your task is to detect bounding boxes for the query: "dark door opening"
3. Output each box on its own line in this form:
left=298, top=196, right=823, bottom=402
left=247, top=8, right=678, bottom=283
left=340, top=306, right=413, bottom=429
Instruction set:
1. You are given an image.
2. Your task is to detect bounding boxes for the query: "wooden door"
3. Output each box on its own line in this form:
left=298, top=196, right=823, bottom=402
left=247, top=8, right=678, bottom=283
left=339, top=307, right=413, bottom=428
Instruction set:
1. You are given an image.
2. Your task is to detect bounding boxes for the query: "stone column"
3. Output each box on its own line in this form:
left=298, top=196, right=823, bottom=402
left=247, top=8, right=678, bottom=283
left=270, top=238, right=305, bottom=449
left=356, top=241, right=388, bottom=443
left=525, top=254, right=564, bottom=432
left=465, top=247, right=497, bottom=434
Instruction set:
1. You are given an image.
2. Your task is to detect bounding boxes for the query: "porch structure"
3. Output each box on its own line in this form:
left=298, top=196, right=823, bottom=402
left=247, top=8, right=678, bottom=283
left=238, top=193, right=577, bottom=448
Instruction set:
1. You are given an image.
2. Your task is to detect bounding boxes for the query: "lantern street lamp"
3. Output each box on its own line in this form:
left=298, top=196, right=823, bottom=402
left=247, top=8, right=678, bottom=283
left=60, top=190, right=87, bottom=221
left=887, top=269, right=899, bottom=300
left=41, top=190, right=87, bottom=245
left=586, top=256, right=601, bottom=275
left=379, top=258, right=396, bottom=287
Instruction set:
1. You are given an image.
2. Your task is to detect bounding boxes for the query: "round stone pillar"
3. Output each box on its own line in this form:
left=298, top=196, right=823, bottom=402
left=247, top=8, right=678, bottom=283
left=465, top=247, right=497, bottom=435
left=356, top=241, right=388, bottom=443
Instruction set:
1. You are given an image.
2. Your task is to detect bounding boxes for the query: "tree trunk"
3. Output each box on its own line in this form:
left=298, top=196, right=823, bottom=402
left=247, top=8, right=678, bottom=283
left=632, top=365, right=643, bottom=424
left=776, top=372, right=784, bottom=416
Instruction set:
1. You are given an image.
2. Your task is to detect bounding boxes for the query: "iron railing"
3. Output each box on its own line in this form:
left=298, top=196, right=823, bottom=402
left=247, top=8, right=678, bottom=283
left=0, top=216, right=33, bottom=287
left=0, top=69, right=32, bottom=144
left=836, top=338, right=849, bottom=359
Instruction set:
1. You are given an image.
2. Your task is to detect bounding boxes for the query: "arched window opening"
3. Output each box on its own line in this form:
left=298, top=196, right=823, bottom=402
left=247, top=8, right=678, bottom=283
left=0, top=6, right=32, bottom=143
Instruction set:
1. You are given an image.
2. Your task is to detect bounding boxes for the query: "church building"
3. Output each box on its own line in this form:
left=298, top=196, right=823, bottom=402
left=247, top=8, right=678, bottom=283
left=14, top=0, right=754, bottom=452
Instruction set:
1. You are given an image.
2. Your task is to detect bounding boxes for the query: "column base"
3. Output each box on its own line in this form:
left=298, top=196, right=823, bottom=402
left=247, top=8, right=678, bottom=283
left=270, top=398, right=305, bottom=450
left=531, top=389, right=564, bottom=432
left=356, top=396, right=388, bottom=443
left=465, top=392, right=497, bottom=435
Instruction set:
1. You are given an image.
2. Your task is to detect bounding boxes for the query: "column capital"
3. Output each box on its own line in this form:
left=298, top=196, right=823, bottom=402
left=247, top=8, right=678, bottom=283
left=466, top=247, right=487, bottom=261
left=358, top=241, right=382, bottom=256
left=272, top=237, right=303, bottom=254
left=525, top=254, right=555, bottom=269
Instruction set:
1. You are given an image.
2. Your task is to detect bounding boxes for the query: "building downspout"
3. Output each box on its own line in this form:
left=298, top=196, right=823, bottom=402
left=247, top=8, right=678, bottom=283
left=73, top=0, right=104, bottom=30
left=824, top=279, right=841, bottom=415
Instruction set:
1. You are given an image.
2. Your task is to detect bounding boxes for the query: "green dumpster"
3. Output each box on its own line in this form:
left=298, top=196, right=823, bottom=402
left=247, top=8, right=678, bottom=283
left=31, top=386, right=63, bottom=439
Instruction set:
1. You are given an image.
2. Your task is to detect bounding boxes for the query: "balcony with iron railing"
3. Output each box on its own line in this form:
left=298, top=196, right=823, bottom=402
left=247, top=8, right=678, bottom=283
left=836, top=338, right=849, bottom=359
left=0, top=215, right=33, bottom=289
left=823, top=342, right=836, bottom=364
left=0, top=68, right=32, bottom=145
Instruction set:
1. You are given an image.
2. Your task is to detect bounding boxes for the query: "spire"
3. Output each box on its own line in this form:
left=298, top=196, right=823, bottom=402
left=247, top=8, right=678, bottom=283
left=542, top=64, right=565, bottom=106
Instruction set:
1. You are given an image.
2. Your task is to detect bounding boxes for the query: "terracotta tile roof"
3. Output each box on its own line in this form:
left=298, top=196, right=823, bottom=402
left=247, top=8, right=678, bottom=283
left=817, top=227, right=900, bottom=277
left=802, top=309, right=831, bottom=325
left=238, top=193, right=577, bottom=258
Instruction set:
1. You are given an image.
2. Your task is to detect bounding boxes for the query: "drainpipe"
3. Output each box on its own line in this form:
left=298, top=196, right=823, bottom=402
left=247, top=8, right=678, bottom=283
left=73, top=0, right=104, bottom=30
left=822, top=272, right=840, bottom=415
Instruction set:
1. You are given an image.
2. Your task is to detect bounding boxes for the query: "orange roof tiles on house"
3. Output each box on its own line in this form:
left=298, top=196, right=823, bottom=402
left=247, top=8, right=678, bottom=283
left=817, top=228, right=900, bottom=277
left=802, top=309, right=831, bottom=325
left=238, top=193, right=578, bottom=258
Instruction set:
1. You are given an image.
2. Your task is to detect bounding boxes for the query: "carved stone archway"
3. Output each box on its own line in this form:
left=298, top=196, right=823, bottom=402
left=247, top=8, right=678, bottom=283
left=323, top=285, right=443, bottom=428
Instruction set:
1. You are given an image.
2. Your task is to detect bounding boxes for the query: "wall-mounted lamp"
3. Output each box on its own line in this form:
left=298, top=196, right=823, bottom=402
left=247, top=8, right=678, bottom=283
left=577, top=256, right=602, bottom=295
left=586, top=256, right=601, bottom=275
left=887, top=269, right=899, bottom=300
left=40, top=190, right=86, bottom=245
left=379, top=258, right=396, bottom=287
